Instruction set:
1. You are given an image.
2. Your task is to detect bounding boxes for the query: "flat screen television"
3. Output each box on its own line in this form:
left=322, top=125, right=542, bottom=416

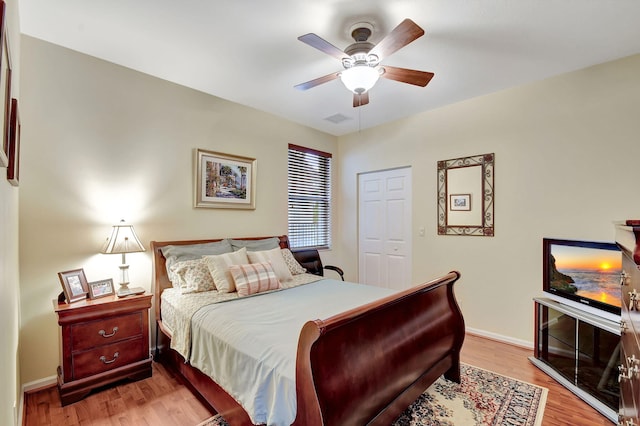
left=543, top=238, right=621, bottom=321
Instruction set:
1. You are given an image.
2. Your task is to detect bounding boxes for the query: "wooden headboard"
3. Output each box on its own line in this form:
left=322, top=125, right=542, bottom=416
left=150, top=235, right=290, bottom=323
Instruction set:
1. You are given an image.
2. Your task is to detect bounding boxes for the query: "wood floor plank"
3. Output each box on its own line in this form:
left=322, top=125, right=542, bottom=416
left=23, top=334, right=613, bottom=425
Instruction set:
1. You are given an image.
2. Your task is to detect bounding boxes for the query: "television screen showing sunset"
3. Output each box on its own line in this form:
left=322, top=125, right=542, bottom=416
left=551, top=244, right=622, bottom=307
left=552, top=246, right=621, bottom=271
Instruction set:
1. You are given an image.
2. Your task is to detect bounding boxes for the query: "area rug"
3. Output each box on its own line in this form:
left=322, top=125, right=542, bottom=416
left=196, top=363, right=548, bottom=426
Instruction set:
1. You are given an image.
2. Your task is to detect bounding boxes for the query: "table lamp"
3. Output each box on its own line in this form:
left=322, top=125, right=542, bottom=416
left=101, top=219, right=146, bottom=296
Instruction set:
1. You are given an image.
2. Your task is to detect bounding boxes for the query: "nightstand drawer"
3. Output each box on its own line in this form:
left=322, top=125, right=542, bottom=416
left=71, top=312, right=143, bottom=351
left=72, top=337, right=147, bottom=380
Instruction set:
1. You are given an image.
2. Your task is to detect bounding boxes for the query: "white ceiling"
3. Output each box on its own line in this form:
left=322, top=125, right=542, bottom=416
left=19, top=0, right=640, bottom=136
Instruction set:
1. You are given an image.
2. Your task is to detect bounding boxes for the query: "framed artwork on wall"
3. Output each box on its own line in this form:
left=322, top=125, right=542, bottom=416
left=194, top=148, right=257, bottom=209
left=0, top=1, right=9, bottom=168
left=7, top=97, right=19, bottom=185
left=449, top=194, right=471, bottom=211
left=437, top=153, right=495, bottom=236
left=58, top=269, right=89, bottom=303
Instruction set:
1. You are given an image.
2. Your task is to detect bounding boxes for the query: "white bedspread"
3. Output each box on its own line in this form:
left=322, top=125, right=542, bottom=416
left=188, top=279, right=394, bottom=426
left=161, top=273, right=323, bottom=359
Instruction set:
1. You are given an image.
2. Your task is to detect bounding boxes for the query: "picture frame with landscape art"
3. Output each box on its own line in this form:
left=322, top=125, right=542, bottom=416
left=58, top=269, right=89, bottom=303
left=194, top=148, right=256, bottom=209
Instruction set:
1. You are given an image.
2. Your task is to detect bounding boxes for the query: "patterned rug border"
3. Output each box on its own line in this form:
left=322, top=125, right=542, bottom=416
left=196, top=363, right=548, bottom=426
left=460, top=363, right=548, bottom=426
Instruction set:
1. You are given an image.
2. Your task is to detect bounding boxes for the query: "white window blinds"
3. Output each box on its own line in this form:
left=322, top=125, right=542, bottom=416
left=287, top=144, right=332, bottom=249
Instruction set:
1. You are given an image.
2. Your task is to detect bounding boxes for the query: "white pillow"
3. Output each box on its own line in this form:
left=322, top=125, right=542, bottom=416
left=281, top=248, right=306, bottom=275
left=203, top=247, right=249, bottom=293
left=247, top=247, right=294, bottom=282
left=170, top=258, right=216, bottom=294
left=228, top=262, right=281, bottom=297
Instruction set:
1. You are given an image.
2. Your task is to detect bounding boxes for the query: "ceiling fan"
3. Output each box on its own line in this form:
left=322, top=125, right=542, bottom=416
left=295, top=19, right=434, bottom=108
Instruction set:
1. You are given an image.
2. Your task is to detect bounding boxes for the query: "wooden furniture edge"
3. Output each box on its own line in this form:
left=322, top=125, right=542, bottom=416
left=294, top=271, right=463, bottom=425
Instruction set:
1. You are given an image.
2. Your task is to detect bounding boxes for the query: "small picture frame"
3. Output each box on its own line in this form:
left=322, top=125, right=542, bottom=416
left=58, top=269, right=89, bottom=303
left=88, top=278, right=115, bottom=299
left=449, top=194, right=471, bottom=211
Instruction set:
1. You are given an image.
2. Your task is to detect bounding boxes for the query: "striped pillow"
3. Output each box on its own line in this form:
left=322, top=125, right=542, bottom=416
left=228, top=262, right=281, bottom=297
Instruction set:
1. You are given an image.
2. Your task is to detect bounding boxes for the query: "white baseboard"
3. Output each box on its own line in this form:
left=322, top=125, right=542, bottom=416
left=23, top=375, right=57, bottom=393
left=466, top=326, right=533, bottom=349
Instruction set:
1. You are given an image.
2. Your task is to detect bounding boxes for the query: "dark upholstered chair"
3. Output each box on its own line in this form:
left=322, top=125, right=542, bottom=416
left=291, top=249, right=344, bottom=281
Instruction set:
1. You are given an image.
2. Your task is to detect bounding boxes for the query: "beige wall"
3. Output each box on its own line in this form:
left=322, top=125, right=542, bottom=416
left=18, top=35, right=337, bottom=384
left=336, top=54, right=640, bottom=344
left=0, top=0, right=21, bottom=424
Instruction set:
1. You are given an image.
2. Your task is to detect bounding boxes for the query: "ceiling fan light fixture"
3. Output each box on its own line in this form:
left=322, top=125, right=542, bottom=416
left=340, top=65, right=380, bottom=94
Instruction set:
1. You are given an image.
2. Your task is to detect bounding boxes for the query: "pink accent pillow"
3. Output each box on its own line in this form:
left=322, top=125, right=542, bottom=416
left=228, top=262, right=281, bottom=297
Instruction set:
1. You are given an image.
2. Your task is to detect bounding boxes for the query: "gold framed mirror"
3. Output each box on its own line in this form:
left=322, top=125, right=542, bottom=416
left=438, top=153, right=494, bottom=236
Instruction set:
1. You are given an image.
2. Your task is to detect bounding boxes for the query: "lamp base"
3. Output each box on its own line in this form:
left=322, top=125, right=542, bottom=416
left=117, top=286, right=146, bottom=297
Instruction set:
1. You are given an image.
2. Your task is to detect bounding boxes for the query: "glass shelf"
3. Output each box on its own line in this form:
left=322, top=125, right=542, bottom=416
left=530, top=297, right=619, bottom=422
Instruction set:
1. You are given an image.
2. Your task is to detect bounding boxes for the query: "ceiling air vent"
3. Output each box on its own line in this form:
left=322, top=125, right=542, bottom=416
left=324, top=113, right=352, bottom=124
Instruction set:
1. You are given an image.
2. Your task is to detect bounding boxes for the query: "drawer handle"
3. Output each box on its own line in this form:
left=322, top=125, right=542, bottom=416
left=620, top=270, right=630, bottom=286
left=99, top=352, right=120, bottom=364
left=98, top=327, right=119, bottom=338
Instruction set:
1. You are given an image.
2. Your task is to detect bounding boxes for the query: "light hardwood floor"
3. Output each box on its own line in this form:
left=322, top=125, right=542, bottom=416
left=24, top=333, right=613, bottom=425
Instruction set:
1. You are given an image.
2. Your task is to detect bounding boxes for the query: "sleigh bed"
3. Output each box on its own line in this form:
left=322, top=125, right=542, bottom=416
left=151, top=235, right=465, bottom=426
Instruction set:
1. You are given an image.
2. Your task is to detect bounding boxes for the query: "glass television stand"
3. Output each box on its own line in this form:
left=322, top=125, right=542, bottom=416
left=529, top=297, right=619, bottom=423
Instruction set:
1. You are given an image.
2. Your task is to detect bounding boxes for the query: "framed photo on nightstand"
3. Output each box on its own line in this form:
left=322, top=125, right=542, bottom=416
left=88, top=278, right=115, bottom=299
left=58, top=269, right=89, bottom=303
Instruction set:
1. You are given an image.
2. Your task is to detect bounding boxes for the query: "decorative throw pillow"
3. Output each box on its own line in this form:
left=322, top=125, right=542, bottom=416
left=162, top=239, right=233, bottom=285
left=228, top=262, right=281, bottom=297
left=203, top=247, right=249, bottom=293
left=247, top=247, right=294, bottom=282
left=229, top=237, right=281, bottom=252
left=281, top=248, right=306, bottom=275
left=170, top=258, right=216, bottom=294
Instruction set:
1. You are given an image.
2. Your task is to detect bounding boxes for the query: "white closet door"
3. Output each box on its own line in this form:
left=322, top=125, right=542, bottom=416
left=358, top=167, right=412, bottom=290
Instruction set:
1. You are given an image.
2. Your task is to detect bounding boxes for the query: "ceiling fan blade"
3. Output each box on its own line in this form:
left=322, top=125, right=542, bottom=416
left=368, top=19, right=424, bottom=61
left=353, top=91, right=370, bottom=108
left=380, top=65, right=434, bottom=87
left=298, top=33, right=348, bottom=61
left=294, top=72, right=340, bottom=91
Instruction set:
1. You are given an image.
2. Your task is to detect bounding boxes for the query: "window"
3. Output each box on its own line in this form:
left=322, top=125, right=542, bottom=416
left=287, top=144, right=332, bottom=249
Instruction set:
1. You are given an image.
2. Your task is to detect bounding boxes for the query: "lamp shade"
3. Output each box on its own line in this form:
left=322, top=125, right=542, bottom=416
left=340, top=65, right=380, bottom=94
left=101, top=220, right=145, bottom=254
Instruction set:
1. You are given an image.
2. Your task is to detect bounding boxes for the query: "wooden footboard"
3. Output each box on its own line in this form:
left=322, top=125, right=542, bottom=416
left=151, top=237, right=464, bottom=426
left=294, top=271, right=464, bottom=426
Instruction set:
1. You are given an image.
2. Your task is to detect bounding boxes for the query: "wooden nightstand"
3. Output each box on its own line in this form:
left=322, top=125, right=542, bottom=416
left=53, top=293, right=153, bottom=405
